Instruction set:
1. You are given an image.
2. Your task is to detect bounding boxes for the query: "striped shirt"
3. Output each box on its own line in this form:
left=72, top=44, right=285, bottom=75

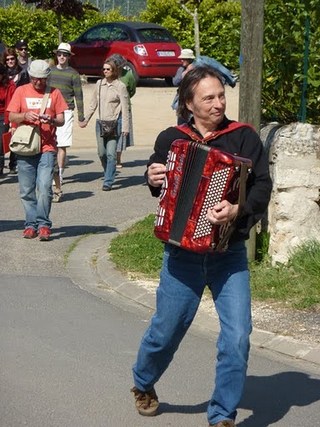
left=48, top=66, right=84, bottom=121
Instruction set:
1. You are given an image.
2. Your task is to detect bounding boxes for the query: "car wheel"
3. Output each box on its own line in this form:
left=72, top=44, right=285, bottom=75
left=165, top=77, right=173, bottom=86
left=126, top=62, right=139, bottom=84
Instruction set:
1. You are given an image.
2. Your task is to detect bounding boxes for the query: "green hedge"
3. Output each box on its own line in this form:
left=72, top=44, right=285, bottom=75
left=262, top=0, right=320, bottom=123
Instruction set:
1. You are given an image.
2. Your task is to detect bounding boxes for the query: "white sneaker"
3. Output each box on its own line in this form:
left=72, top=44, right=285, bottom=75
left=52, top=191, right=63, bottom=203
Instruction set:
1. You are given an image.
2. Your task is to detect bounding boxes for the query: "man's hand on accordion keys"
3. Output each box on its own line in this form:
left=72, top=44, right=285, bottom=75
left=206, top=201, right=239, bottom=225
left=147, top=163, right=167, bottom=187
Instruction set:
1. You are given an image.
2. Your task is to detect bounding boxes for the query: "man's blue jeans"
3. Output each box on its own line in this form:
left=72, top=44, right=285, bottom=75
left=132, top=241, right=251, bottom=425
left=96, top=120, right=117, bottom=188
left=17, top=151, right=55, bottom=230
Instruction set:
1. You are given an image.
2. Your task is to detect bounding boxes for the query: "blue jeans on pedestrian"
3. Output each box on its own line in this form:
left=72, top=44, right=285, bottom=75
left=132, top=241, right=251, bottom=425
left=96, top=120, right=117, bottom=188
left=17, top=151, right=55, bottom=230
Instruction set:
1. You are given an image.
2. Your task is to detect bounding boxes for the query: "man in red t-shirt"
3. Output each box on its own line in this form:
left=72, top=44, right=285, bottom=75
left=7, top=59, right=68, bottom=241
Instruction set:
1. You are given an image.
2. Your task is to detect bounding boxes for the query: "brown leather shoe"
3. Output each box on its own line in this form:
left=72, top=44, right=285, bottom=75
left=131, top=386, right=159, bottom=416
left=209, top=420, right=235, bottom=427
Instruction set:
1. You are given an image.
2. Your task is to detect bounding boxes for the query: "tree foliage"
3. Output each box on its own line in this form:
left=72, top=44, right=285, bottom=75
left=262, top=0, right=320, bottom=124
left=24, top=0, right=97, bottom=19
left=140, top=0, right=241, bottom=70
left=24, top=0, right=98, bottom=41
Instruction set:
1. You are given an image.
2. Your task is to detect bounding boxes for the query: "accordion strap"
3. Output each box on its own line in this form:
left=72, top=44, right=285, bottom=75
left=176, top=121, right=252, bottom=143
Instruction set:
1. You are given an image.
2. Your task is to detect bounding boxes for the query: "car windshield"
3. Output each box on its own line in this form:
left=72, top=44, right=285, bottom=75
left=137, top=28, right=175, bottom=43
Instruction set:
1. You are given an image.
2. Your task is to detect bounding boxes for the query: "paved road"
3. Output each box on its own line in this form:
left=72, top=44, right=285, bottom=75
left=0, top=83, right=319, bottom=426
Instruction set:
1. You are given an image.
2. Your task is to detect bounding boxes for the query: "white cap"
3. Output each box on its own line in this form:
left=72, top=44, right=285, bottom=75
left=178, top=48, right=195, bottom=60
left=28, top=59, right=51, bottom=78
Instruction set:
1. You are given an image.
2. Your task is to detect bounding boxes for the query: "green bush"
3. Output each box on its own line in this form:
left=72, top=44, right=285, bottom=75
left=262, top=0, right=320, bottom=124
left=140, top=0, right=241, bottom=70
left=198, top=0, right=241, bottom=70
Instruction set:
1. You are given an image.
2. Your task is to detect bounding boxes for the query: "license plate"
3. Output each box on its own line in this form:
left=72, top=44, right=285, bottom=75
left=157, top=51, right=175, bottom=57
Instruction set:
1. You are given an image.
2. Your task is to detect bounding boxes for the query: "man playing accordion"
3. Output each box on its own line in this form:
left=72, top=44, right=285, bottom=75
left=131, top=66, right=272, bottom=427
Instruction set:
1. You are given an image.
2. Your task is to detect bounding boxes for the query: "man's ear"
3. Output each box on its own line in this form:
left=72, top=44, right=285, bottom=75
left=186, top=101, right=193, bottom=114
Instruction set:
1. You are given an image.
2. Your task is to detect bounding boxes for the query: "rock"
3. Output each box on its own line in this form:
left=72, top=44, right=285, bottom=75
left=262, top=122, right=320, bottom=264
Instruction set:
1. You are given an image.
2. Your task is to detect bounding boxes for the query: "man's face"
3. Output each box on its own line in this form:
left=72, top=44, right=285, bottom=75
left=30, top=77, right=47, bottom=92
left=18, top=46, right=28, bottom=58
left=56, top=51, right=70, bottom=66
left=181, top=59, right=191, bottom=67
left=186, top=76, right=226, bottom=128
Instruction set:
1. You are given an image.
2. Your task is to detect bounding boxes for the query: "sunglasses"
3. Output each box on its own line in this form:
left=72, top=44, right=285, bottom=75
left=57, top=52, right=69, bottom=57
left=30, top=77, right=47, bottom=82
left=6, top=57, right=16, bottom=61
left=19, top=47, right=28, bottom=51
left=103, top=67, right=112, bottom=71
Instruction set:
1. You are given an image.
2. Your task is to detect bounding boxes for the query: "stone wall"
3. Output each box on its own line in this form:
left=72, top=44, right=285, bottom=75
left=261, top=122, right=320, bottom=264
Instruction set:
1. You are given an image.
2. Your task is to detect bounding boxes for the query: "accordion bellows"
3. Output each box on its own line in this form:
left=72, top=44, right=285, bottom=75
left=154, top=140, right=252, bottom=253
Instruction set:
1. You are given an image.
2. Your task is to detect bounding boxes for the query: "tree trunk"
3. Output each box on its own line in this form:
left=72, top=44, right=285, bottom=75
left=57, top=13, right=62, bottom=43
left=239, top=0, right=265, bottom=261
left=194, top=9, right=200, bottom=57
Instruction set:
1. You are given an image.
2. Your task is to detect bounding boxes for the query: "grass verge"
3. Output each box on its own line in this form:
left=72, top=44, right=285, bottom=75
left=109, top=215, right=320, bottom=310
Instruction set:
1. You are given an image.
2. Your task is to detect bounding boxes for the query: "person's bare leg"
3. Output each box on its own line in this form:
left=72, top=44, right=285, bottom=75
left=52, top=171, right=63, bottom=202
left=116, top=151, right=122, bottom=168
left=57, top=147, right=67, bottom=184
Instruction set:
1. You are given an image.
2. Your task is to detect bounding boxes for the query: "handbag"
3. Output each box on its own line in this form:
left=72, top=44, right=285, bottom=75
left=98, top=80, right=118, bottom=139
left=9, top=91, right=50, bottom=156
left=10, top=125, right=41, bottom=156
left=98, top=119, right=117, bottom=138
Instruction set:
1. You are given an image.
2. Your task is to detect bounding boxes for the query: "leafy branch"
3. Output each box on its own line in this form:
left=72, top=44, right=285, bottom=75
left=24, top=0, right=98, bottom=42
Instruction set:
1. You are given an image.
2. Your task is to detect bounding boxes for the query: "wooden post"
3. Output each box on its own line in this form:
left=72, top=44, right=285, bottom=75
left=239, top=0, right=265, bottom=261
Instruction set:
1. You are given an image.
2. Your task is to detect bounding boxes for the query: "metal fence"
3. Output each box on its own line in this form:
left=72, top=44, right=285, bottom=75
left=0, top=0, right=147, bottom=16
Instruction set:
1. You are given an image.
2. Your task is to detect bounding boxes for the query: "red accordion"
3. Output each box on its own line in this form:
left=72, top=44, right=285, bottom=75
left=154, top=140, right=252, bottom=253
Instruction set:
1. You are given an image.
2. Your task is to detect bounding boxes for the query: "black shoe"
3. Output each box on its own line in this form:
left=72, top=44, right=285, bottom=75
left=9, top=167, right=17, bottom=175
left=102, top=185, right=112, bottom=191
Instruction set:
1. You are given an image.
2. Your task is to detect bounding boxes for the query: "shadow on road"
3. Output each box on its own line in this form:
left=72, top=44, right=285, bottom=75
left=154, top=372, right=320, bottom=425
left=113, top=174, right=146, bottom=189
left=0, top=219, right=25, bottom=232
left=121, top=159, right=149, bottom=168
left=53, top=225, right=118, bottom=239
left=57, top=191, right=95, bottom=202
left=159, top=400, right=208, bottom=415
left=64, top=171, right=103, bottom=184
left=238, top=372, right=320, bottom=426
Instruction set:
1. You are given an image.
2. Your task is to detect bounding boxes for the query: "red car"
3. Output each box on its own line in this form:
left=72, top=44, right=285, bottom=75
left=69, top=21, right=181, bottom=84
